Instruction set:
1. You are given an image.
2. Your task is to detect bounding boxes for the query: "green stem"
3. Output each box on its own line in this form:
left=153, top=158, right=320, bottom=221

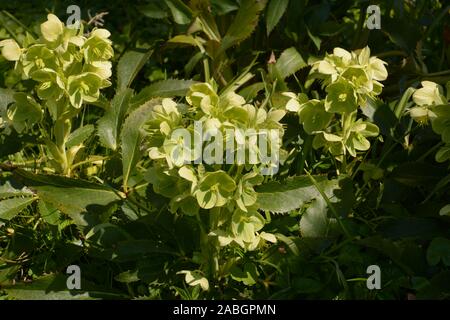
left=203, top=56, right=210, bottom=83
left=54, top=118, right=71, bottom=176
left=195, top=208, right=220, bottom=281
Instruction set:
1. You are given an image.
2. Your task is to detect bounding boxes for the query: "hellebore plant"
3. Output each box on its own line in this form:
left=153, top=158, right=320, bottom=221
left=144, top=82, right=284, bottom=288
left=409, top=81, right=450, bottom=163
left=0, top=14, right=113, bottom=175
left=284, top=47, right=387, bottom=170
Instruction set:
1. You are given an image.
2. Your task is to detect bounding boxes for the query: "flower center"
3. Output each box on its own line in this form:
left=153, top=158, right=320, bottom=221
left=338, top=93, right=347, bottom=102
left=80, top=81, right=89, bottom=93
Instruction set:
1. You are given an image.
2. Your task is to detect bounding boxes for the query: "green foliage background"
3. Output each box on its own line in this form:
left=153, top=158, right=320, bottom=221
left=1, top=0, right=450, bottom=300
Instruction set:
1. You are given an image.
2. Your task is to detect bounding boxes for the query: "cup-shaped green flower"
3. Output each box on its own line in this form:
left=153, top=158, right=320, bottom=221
left=312, top=46, right=387, bottom=99
left=83, top=60, right=112, bottom=79
left=162, top=133, right=194, bottom=168
left=149, top=98, right=182, bottom=136
left=345, top=120, right=379, bottom=157
left=234, top=172, right=263, bottom=212
left=341, top=66, right=372, bottom=94
left=231, top=208, right=266, bottom=243
left=410, top=82, right=448, bottom=126
left=8, top=93, right=43, bottom=132
left=356, top=47, right=388, bottom=82
left=30, top=68, right=65, bottom=101
left=413, top=81, right=446, bottom=107
left=186, top=83, right=219, bottom=115
left=298, top=100, right=333, bottom=135
left=194, top=171, right=236, bottom=209
left=431, top=105, right=450, bottom=144
left=240, top=104, right=265, bottom=128
left=82, top=29, right=114, bottom=63
left=314, top=47, right=353, bottom=81
left=409, top=106, right=432, bottom=124
left=21, top=45, right=59, bottom=78
left=67, top=72, right=106, bottom=109
left=325, top=80, right=358, bottom=114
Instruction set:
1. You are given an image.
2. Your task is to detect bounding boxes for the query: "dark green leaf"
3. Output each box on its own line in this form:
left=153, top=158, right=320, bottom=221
left=220, top=0, right=268, bottom=53
left=97, top=89, right=133, bottom=150
left=266, top=0, right=289, bottom=36
left=117, top=49, right=153, bottom=91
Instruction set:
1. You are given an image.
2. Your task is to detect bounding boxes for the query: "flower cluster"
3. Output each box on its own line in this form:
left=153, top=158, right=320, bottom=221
left=145, top=83, right=284, bottom=250
left=410, top=81, right=450, bottom=163
left=284, top=46, right=387, bottom=160
left=0, top=14, right=113, bottom=112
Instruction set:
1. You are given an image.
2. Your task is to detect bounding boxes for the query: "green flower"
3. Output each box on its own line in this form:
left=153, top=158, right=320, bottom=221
left=341, top=66, right=372, bottom=94
left=312, top=46, right=387, bottom=98
left=83, top=60, right=112, bottom=79
left=431, top=105, right=450, bottom=144
left=8, top=93, right=43, bottom=132
left=194, top=171, right=236, bottom=209
left=298, top=100, right=333, bottom=134
left=315, top=47, right=353, bottom=80
left=345, top=120, right=379, bottom=157
left=0, top=39, right=21, bottom=61
left=325, top=80, right=358, bottom=114
left=231, top=208, right=266, bottom=243
left=284, top=94, right=332, bottom=134
left=186, top=83, right=219, bottom=115
left=82, top=29, right=113, bottom=63
left=312, top=131, right=344, bottom=157
left=409, top=106, right=432, bottom=124
left=30, top=68, right=65, bottom=101
left=21, top=45, right=59, bottom=77
left=313, top=120, right=379, bottom=158
left=162, top=132, right=194, bottom=168
left=40, top=14, right=64, bottom=43
left=67, top=72, right=108, bottom=109
left=234, top=172, right=264, bottom=212
left=219, top=91, right=246, bottom=109
left=413, top=81, right=446, bottom=107
left=149, top=98, right=182, bottom=136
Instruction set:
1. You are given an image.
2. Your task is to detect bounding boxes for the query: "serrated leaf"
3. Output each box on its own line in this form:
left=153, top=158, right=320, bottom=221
left=117, top=49, right=153, bottom=91
left=12, top=169, right=122, bottom=226
left=0, top=196, right=37, bottom=220
left=219, top=0, right=268, bottom=53
left=121, top=103, right=153, bottom=191
left=0, top=181, right=34, bottom=199
left=210, top=0, right=239, bottom=15
left=266, top=0, right=289, bottom=36
left=66, top=125, right=94, bottom=148
left=257, top=175, right=354, bottom=215
left=256, top=175, right=326, bottom=213
left=132, top=79, right=196, bottom=107
left=275, top=47, right=307, bottom=80
left=97, top=89, right=133, bottom=150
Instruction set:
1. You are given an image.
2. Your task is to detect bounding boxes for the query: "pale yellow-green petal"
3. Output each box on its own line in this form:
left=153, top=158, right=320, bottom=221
left=40, top=13, right=64, bottom=42
left=0, top=39, right=21, bottom=61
